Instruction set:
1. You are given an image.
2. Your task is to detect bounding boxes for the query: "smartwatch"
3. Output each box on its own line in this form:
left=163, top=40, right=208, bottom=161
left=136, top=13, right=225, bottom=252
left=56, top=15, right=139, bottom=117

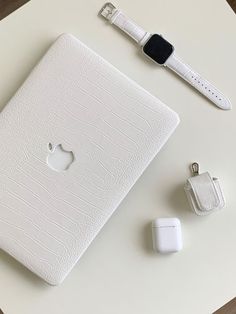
left=99, top=3, right=231, bottom=110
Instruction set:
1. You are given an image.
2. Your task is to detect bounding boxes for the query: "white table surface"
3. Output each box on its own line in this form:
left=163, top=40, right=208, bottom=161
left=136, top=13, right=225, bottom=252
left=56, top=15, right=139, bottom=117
left=0, top=1, right=236, bottom=313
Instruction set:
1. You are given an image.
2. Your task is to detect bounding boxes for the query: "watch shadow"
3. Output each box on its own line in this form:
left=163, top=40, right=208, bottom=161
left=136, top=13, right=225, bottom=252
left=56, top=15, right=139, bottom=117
left=165, top=67, right=223, bottom=111
left=98, top=15, right=162, bottom=71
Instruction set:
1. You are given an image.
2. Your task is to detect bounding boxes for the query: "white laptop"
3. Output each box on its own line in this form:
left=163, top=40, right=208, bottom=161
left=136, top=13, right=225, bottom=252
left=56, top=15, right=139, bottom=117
left=0, top=34, right=179, bottom=285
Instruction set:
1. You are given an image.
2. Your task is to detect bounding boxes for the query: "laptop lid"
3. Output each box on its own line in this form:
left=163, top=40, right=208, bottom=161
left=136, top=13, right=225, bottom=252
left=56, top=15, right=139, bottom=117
left=0, top=34, right=179, bottom=284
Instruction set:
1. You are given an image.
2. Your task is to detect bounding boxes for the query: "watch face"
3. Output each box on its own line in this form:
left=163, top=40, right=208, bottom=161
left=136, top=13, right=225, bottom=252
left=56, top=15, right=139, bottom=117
left=143, top=34, right=174, bottom=65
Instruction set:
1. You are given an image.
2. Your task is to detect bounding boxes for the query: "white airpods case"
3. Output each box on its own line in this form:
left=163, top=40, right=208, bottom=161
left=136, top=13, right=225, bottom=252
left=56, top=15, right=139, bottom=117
left=152, top=218, right=182, bottom=253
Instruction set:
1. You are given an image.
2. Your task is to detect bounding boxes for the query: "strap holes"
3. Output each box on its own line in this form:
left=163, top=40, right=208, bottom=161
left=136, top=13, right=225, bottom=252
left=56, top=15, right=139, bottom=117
left=190, top=78, right=219, bottom=100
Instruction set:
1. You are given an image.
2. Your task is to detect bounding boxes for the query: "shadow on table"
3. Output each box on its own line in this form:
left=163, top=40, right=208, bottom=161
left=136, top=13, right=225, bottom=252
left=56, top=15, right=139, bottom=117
left=0, top=249, right=49, bottom=289
left=168, top=183, right=191, bottom=216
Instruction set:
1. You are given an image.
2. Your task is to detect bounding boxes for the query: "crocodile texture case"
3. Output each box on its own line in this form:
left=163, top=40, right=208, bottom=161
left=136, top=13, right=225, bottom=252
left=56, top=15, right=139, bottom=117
left=0, top=34, right=179, bottom=285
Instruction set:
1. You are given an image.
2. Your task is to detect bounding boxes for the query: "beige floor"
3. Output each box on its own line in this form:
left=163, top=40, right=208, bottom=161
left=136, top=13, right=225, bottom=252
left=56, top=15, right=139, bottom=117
left=0, top=1, right=236, bottom=313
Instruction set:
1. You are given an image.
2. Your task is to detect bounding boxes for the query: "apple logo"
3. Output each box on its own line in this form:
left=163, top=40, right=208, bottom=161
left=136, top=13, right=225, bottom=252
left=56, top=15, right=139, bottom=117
left=47, top=143, right=74, bottom=172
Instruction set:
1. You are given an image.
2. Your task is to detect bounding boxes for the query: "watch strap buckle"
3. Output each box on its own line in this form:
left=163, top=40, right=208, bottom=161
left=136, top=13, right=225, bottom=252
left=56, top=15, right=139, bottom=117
left=99, top=2, right=117, bottom=20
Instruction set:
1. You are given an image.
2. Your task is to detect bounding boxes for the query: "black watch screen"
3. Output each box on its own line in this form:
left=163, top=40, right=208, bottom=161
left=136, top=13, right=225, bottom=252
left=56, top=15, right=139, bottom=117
left=143, top=34, right=174, bottom=65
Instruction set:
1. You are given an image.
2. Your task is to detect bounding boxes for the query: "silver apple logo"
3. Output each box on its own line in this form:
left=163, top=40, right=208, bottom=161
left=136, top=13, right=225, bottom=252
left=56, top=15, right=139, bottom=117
left=47, top=143, right=74, bottom=172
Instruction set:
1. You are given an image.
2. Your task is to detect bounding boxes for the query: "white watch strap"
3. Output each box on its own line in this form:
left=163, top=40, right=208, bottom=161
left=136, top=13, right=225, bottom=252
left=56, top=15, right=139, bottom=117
left=165, top=53, right=231, bottom=110
left=99, top=3, right=231, bottom=110
left=99, top=3, right=150, bottom=46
